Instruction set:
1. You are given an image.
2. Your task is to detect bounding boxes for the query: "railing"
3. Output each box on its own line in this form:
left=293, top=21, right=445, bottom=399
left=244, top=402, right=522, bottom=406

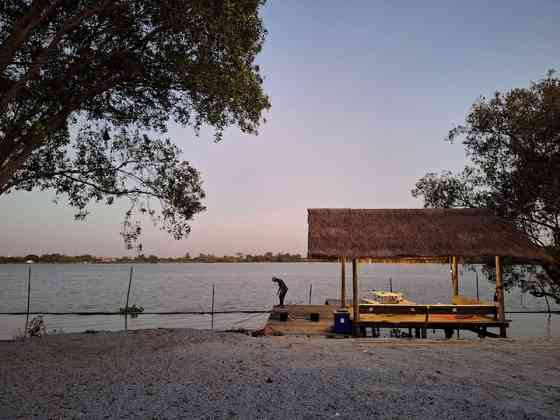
left=358, top=303, right=498, bottom=321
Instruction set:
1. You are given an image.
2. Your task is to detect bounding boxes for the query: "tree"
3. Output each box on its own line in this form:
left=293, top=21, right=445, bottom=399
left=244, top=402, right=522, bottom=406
left=412, top=71, right=560, bottom=303
left=0, top=1, right=270, bottom=249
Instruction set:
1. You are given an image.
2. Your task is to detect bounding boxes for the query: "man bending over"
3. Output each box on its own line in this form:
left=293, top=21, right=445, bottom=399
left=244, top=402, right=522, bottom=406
left=272, top=277, right=288, bottom=307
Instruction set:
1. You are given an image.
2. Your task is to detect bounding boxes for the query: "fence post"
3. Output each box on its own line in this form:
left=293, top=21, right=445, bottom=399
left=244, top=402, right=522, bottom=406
left=125, top=266, right=133, bottom=331
left=24, top=266, right=31, bottom=339
left=211, top=284, right=215, bottom=330
left=308, top=284, right=312, bottom=304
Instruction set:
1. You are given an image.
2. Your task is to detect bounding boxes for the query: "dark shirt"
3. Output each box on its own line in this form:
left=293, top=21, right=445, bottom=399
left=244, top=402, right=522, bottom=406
left=274, top=278, right=288, bottom=294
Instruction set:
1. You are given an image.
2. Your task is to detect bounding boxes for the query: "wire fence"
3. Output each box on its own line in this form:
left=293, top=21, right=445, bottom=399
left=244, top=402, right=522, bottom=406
left=2, top=265, right=558, bottom=340
left=3, top=266, right=279, bottom=339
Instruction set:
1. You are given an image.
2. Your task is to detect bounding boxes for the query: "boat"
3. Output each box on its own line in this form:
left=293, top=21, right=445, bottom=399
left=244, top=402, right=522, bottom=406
left=361, top=290, right=415, bottom=305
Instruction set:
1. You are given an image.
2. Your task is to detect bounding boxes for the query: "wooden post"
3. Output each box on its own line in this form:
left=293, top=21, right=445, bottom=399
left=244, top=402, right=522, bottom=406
left=340, top=256, right=346, bottom=308
left=495, top=256, right=505, bottom=320
left=452, top=256, right=459, bottom=297
left=24, top=266, right=31, bottom=339
left=124, top=266, right=133, bottom=332
left=475, top=269, right=480, bottom=303
left=495, top=256, right=506, bottom=327
left=211, top=283, right=215, bottom=330
left=352, top=258, right=359, bottom=328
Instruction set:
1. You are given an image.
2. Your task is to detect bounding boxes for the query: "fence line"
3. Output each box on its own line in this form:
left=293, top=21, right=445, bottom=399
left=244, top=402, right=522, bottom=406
left=1, top=310, right=272, bottom=316
left=1, top=310, right=557, bottom=316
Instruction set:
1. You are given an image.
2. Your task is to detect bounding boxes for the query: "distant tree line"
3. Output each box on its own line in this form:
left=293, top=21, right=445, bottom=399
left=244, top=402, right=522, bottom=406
left=187, top=252, right=305, bottom=263
left=0, top=252, right=312, bottom=264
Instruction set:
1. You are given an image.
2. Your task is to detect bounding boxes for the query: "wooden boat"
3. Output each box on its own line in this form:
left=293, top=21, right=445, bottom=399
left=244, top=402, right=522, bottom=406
left=361, top=290, right=415, bottom=305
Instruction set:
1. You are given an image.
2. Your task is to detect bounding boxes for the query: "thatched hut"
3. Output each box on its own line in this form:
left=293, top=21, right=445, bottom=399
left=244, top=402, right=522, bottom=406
left=308, top=208, right=549, bottom=337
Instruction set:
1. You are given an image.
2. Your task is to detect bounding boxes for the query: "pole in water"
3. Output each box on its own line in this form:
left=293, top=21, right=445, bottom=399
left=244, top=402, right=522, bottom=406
left=24, top=266, right=31, bottom=339
left=211, top=284, right=215, bottom=330
left=389, top=277, right=393, bottom=292
left=125, top=266, right=133, bottom=332
left=308, top=284, right=312, bottom=304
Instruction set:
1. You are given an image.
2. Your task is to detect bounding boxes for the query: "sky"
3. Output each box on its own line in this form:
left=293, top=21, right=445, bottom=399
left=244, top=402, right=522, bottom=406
left=1, top=1, right=559, bottom=257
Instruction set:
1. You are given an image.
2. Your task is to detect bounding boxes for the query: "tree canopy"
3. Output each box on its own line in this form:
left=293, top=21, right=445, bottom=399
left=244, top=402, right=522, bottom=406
left=0, top=0, right=270, bottom=249
left=412, top=71, right=560, bottom=302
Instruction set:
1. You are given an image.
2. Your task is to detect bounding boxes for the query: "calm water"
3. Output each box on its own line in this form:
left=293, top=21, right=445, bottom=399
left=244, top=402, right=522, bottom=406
left=1, top=263, right=558, bottom=340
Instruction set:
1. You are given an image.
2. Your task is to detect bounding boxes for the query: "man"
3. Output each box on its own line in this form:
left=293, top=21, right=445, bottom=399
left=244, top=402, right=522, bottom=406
left=272, top=277, right=288, bottom=307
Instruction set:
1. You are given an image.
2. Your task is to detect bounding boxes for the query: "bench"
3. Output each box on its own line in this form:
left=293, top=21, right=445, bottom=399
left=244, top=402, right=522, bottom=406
left=452, top=295, right=494, bottom=305
left=354, top=303, right=504, bottom=338
left=358, top=303, right=498, bottom=320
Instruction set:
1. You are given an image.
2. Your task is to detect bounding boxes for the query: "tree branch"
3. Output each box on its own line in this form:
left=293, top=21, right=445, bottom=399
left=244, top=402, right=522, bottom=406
left=0, top=0, right=65, bottom=73
left=0, top=1, right=112, bottom=113
left=57, top=172, right=164, bottom=200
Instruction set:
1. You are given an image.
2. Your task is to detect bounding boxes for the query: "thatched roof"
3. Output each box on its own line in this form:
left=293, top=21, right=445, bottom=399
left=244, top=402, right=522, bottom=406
left=307, top=208, right=549, bottom=263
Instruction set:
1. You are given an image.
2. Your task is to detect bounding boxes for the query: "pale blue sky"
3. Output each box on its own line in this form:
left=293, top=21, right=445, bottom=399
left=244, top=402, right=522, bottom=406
left=1, top=1, right=559, bottom=257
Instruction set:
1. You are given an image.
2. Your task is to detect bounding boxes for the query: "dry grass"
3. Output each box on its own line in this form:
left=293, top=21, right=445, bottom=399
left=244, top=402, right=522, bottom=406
left=308, top=208, right=548, bottom=262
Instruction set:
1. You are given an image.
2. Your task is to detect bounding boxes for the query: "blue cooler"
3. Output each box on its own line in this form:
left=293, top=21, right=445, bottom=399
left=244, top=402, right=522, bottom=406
left=334, top=310, right=352, bottom=334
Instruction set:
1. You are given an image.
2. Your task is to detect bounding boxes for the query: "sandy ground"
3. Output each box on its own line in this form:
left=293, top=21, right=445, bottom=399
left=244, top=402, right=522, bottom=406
left=1, top=329, right=559, bottom=419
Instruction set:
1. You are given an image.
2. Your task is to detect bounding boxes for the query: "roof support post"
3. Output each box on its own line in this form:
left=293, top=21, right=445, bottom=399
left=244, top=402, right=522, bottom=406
left=340, top=256, right=346, bottom=308
left=352, top=258, right=359, bottom=327
left=495, top=256, right=505, bottom=322
left=452, top=256, right=459, bottom=297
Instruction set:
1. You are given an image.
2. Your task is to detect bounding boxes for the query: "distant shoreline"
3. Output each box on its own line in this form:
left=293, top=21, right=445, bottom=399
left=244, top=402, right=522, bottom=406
left=0, top=259, right=332, bottom=264
left=0, top=252, right=334, bottom=264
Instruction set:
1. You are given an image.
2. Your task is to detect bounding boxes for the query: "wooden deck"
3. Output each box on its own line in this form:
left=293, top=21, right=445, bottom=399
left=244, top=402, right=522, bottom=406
left=265, top=304, right=336, bottom=336
left=352, top=302, right=508, bottom=337
left=356, top=313, right=501, bottom=325
left=266, top=302, right=509, bottom=338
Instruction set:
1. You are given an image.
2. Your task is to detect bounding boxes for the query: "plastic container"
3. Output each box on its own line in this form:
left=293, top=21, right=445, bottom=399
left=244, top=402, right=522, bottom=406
left=333, top=310, right=352, bottom=334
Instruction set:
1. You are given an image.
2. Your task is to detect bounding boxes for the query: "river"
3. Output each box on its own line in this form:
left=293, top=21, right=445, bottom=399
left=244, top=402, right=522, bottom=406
left=1, top=263, right=558, bottom=340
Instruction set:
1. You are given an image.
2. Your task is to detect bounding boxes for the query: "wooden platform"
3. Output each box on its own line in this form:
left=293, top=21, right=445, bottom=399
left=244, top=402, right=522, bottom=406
left=354, top=301, right=508, bottom=336
left=356, top=313, right=499, bottom=324
left=266, top=303, right=509, bottom=338
left=265, top=304, right=336, bottom=336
